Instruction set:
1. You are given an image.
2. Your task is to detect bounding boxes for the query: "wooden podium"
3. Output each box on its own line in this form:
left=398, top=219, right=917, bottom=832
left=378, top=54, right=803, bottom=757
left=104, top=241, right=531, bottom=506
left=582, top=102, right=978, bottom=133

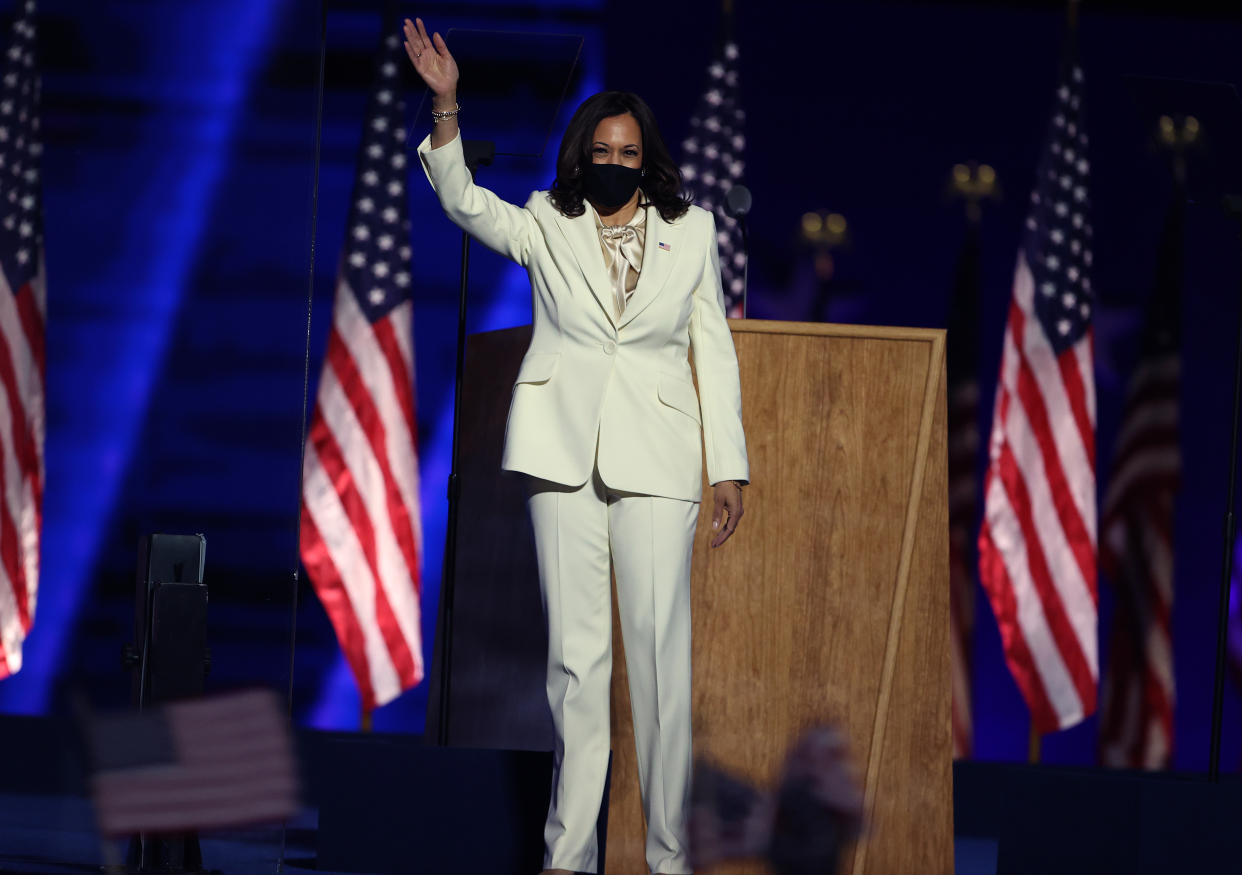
left=427, top=320, right=952, bottom=875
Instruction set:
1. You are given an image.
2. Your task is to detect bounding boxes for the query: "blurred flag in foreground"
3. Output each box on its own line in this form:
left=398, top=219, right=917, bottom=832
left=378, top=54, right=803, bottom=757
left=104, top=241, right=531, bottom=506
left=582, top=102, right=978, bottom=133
left=85, top=689, right=298, bottom=837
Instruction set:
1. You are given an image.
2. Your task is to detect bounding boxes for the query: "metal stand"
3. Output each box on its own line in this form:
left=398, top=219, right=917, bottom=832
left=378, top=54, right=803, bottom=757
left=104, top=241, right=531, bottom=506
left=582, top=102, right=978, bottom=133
left=1209, top=193, right=1242, bottom=783
left=122, top=535, right=210, bottom=873
left=435, top=139, right=494, bottom=747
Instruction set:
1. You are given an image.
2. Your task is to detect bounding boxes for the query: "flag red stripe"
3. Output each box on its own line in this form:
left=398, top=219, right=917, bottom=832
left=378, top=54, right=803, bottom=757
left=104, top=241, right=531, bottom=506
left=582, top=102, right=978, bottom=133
left=1102, top=490, right=1179, bottom=579
left=14, top=283, right=44, bottom=382
left=97, top=787, right=296, bottom=836
left=1146, top=670, right=1173, bottom=756
left=1119, top=383, right=1177, bottom=412
left=99, top=794, right=295, bottom=829
left=326, top=326, right=421, bottom=600
left=1, top=509, right=29, bottom=632
left=98, top=784, right=297, bottom=818
left=1099, top=509, right=1175, bottom=767
left=1124, top=668, right=1172, bottom=767
left=1103, top=427, right=1180, bottom=503
left=1056, top=336, right=1096, bottom=473
left=96, top=763, right=294, bottom=795
left=308, top=410, right=418, bottom=691
left=13, top=284, right=45, bottom=532
left=0, top=317, right=39, bottom=630
left=0, top=400, right=30, bottom=633
left=371, top=316, right=417, bottom=438
left=299, top=502, right=378, bottom=710
left=950, top=553, right=973, bottom=758
left=996, top=438, right=1097, bottom=722
left=1011, top=309, right=1097, bottom=603
left=1107, top=436, right=1172, bottom=491
left=978, top=511, right=1061, bottom=730
left=14, top=286, right=44, bottom=379
left=0, top=307, right=41, bottom=496
left=948, top=366, right=978, bottom=759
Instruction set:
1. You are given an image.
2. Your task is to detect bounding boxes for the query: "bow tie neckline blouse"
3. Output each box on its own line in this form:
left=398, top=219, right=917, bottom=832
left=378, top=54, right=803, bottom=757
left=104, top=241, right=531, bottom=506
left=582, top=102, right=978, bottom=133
left=590, top=202, right=647, bottom=319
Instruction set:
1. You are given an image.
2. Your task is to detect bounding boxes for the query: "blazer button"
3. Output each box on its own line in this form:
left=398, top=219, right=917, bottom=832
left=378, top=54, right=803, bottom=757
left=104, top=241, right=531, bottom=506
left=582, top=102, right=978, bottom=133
left=603, top=341, right=616, bottom=355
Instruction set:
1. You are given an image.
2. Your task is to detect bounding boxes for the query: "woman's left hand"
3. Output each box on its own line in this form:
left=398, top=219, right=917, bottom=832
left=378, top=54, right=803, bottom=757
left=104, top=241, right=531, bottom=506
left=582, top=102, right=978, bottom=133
left=710, top=481, right=744, bottom=548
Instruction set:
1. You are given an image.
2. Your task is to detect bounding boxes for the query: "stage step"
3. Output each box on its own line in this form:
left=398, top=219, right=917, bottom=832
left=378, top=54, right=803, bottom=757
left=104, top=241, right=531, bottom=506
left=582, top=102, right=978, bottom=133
left=311, top=735, right=610, bottom=875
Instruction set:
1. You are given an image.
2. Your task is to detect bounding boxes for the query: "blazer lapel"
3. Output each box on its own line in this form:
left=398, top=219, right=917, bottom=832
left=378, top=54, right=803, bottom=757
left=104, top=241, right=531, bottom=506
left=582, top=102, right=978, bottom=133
left=553, top=207, right=616, bottom=328
left=618, top=205, right=685, bottom=330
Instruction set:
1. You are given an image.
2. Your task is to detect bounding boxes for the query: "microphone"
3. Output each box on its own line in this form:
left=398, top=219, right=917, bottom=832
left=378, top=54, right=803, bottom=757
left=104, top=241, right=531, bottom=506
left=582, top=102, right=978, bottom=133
left=724, top=184, right=752, bottom=219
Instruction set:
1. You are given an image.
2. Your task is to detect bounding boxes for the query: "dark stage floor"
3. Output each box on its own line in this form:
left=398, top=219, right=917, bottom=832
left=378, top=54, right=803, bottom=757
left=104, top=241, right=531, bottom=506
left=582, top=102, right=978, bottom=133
left=0, top=794, right=325, bottom=875
left=5, top=711, right=1240, bottom=875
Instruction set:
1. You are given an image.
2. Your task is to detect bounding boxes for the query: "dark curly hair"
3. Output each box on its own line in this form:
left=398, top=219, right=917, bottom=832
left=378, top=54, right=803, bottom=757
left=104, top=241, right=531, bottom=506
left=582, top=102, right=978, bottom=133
left=549, top=91, right=692, bottom=224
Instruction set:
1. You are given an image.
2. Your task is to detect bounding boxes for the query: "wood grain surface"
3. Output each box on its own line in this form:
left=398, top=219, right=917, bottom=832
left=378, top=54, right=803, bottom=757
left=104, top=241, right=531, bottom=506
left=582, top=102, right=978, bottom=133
left=606, top=321, right=952, bottom=875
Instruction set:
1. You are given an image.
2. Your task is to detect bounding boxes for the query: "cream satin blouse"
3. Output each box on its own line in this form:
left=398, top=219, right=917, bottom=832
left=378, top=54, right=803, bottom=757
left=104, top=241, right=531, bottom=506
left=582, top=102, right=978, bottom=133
left=591, top=203, right=647, bottom=319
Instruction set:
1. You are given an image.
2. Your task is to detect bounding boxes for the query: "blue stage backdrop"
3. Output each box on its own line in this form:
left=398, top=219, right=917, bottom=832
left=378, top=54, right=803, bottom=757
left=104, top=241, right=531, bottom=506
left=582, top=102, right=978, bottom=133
left=1, top=0, right=1241, bottom=773
left=0, top=0, right=317, bottom=716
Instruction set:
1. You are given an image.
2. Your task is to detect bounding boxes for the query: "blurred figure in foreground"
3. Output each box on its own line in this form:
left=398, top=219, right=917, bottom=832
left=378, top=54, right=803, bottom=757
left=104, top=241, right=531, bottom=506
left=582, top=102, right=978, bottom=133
left=689, top=726, right=864, bottom=874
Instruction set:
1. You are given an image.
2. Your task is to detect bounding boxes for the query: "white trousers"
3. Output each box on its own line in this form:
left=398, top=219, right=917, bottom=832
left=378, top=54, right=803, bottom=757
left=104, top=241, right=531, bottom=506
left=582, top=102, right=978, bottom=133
left=526, top=468, right=698, bottom=875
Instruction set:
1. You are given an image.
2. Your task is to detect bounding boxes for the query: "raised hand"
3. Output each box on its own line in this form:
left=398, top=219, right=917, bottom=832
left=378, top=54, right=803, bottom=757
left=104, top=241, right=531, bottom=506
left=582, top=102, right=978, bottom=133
left=402, top=17, right=458, bottom=102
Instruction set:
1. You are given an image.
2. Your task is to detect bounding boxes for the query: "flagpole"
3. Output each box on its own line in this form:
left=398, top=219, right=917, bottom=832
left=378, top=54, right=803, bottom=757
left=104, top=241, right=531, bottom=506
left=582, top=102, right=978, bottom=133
left=1028, top=723, right=1042, bottom=764
left=279, top=3, right=327, bottom=870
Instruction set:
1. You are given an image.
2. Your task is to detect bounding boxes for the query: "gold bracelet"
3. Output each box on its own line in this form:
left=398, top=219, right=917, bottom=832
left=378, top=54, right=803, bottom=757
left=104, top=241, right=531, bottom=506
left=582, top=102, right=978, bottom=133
left=431, top=102, right=460, bottom=122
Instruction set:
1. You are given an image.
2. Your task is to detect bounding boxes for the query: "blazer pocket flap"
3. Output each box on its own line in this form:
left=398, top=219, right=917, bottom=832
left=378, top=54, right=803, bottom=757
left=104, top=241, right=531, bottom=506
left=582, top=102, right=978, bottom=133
left=658, top=375, right=702, bottom=424
left=514, top=352, right=560, bottom=386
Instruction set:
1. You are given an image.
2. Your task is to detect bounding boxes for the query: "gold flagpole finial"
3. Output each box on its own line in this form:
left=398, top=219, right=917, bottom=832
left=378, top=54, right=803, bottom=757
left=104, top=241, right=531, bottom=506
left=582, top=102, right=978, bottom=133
left=948, top=161, right=1000, bottom=225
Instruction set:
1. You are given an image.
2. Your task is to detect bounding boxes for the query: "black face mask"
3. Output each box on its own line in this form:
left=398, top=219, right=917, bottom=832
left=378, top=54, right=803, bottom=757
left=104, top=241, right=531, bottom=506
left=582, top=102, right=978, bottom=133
left=582, top=162, right=642, bottom=209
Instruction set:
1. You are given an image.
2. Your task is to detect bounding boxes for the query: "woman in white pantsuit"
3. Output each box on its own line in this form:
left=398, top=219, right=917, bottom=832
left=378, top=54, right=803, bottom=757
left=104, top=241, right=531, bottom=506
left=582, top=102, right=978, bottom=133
left=404, top=18, right=749, bottom=875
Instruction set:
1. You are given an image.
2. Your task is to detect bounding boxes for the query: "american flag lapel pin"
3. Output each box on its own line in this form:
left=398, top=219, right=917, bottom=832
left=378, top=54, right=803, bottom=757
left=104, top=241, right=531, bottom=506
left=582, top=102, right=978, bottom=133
left=658, top=241, right=672, bottom=251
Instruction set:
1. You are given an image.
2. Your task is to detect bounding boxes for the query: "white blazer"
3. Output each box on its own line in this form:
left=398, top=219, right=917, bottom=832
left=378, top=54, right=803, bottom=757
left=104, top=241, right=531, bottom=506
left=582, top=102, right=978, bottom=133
left=418, top=131, right=749, bottom=503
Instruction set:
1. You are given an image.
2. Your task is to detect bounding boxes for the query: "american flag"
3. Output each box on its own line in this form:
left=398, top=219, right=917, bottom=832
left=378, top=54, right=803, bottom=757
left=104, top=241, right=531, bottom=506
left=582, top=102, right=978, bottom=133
left=87, top=689, right=298, bottom=836
left=299, top=31, right=424, bottom=711
left=679, top=38, right=746, bottom=317
left=947, top=223, right=982, bottom=758
left=0, top=0, right=45, bottom=682
left=977, top=42, right=1098, bottom=735
left=1097, top=196, right=1182, bottom=769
